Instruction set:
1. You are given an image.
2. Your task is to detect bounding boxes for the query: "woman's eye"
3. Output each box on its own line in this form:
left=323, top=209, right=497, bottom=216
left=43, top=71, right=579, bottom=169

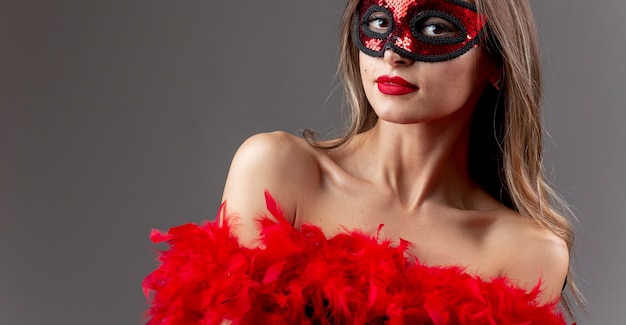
left=420, top=17, right=459, bottom=37
left=366, top=12, right=391, bottom=33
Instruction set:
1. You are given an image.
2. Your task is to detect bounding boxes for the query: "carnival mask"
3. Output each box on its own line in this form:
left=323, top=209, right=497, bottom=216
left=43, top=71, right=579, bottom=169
left=354, top=0, right=487, bottom=62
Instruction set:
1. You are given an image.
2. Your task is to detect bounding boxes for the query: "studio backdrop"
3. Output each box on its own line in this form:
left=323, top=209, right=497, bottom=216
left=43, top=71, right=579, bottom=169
left=1, top=0, right=624, bottom=323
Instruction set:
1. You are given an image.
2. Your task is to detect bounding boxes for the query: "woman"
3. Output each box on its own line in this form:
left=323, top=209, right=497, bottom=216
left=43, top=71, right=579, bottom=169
left=145, top=0, right=582, bottom=323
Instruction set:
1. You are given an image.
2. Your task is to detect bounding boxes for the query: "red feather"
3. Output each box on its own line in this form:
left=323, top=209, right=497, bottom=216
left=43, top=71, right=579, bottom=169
left=144, top=193, right=569, bottom=324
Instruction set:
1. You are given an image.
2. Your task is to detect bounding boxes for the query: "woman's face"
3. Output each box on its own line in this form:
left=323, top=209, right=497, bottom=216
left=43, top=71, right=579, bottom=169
left=356, top=0, right=499, bottom=124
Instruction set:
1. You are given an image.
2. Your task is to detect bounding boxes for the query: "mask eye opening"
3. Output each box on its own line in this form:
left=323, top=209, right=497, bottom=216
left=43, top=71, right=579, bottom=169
left=360, top=5, right=394, bottom=39
left=410, top=10, right=468, bottom=45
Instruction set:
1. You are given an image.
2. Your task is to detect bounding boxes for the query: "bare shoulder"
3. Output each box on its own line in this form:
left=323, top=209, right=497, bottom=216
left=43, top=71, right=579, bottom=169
left=487, top=209, right=569, bottom=303
left=227, top=131, right=319, bottom=177
left=221, top=132, right=322, bottom=245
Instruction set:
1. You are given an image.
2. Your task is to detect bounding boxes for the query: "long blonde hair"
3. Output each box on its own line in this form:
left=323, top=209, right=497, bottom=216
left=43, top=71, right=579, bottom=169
left=304, top=0, right=584, bottom=316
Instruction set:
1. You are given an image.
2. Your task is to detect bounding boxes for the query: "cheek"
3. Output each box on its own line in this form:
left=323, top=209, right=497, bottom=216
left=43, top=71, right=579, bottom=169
left=410, top=74, right=480, bottom=123
left=359, top=54, right=374, bottom=77
left=359, top=56, right=378, bottom=96
left=428, top=59, right=488, bottom=106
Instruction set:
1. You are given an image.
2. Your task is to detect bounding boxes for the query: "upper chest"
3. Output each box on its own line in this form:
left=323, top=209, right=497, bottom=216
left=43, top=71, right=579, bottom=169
left=293, top=186, right=504, bottom=277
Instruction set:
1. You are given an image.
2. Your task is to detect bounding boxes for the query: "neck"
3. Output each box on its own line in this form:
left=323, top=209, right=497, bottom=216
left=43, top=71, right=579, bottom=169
left=344, top=109, right=479, bottom=210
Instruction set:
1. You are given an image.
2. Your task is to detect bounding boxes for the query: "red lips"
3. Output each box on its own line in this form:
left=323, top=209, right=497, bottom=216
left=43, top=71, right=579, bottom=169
left=376, top=76, right=418, bottom=95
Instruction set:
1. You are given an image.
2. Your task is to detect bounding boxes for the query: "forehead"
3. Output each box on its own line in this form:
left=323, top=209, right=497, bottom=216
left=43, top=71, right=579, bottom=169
left=366, top=0, right=474, bottom=5
left=362, top=0, right=475, bottom=10
left=360, top=0, right=476, bottom=22
left=361, top=0, right=476, bottom=19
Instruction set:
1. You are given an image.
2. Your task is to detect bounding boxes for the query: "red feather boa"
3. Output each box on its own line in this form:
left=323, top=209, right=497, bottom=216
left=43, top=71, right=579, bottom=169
left=144, top=192, right=568, bottom=324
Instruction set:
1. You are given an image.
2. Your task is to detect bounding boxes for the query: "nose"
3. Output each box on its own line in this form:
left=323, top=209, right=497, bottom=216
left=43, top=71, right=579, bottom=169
left=383, top=48, right=414, bottom=67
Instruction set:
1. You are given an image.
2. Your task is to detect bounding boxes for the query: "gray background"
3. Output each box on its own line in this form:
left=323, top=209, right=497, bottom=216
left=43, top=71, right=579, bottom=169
left=1, top=0, right=624, bottom=324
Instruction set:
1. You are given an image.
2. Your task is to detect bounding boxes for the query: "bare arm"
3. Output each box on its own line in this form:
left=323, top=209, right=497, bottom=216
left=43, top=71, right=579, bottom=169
left=220, top=131, right=319, bottom=247
left=497, top=220, right=570, bottom=304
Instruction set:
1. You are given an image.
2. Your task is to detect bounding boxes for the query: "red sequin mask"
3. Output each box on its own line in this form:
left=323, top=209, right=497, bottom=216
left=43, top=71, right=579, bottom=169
left=354, top=0, right=487, bottom=62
